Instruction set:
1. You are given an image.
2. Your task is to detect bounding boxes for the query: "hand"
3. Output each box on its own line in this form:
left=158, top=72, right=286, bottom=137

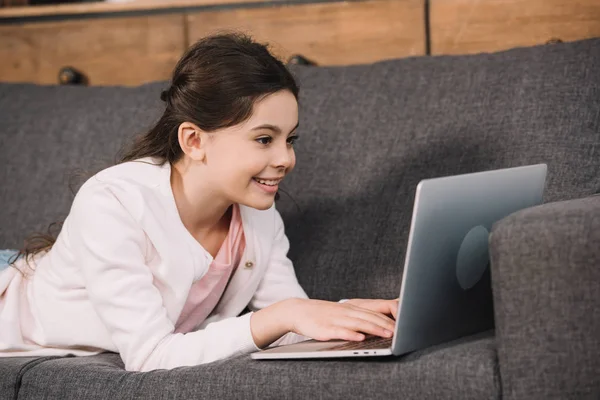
left=344, top=298, right=399, bottom=320
left=285, top=298, right=396, bottom=342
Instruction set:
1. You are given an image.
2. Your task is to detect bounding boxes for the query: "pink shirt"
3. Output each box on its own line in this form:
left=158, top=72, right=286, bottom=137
left=174, top=204, right=245, bottom=334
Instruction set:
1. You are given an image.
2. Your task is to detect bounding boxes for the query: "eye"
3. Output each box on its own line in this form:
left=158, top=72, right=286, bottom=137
left=287, top=135, right=299, bottom=145
left=256, top=136, right=272, bottom=145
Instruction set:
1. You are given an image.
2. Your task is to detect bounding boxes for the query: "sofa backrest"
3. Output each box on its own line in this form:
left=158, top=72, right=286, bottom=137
left=278, top=38, right=600, bottom=300
left=1, top=38, right=598, bottom=301
left=0, top=82, right=166, bottom=247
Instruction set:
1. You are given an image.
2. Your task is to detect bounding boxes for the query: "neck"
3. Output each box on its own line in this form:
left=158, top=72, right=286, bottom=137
left=170, top=158, right=232, bottom=236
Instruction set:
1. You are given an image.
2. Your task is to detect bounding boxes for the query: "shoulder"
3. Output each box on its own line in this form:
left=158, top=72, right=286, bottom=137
left=72, top=157, right=168, bottom=220
left=87, top=157, right=166, bottom=190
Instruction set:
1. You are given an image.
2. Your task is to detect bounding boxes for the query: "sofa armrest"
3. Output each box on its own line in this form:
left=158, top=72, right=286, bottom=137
left=489, top=196, right=600, bottom=400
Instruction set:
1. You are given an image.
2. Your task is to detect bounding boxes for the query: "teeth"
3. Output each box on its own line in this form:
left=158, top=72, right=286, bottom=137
left=254, top=178, right=280, bottom=186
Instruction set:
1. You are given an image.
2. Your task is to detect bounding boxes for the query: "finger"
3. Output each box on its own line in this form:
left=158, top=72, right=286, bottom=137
left=390, top=300, right=399, bottom=320
left=345, top=302, right=395, bottom=321
left=343, top=318, right=394, bottom=338
left=351, top=299, right=397, bottom=319
left=377, top=299, right=400, bottom=319
left=331, top=328, right=365, bottom=342
left=341, top=301, right=395, bottom=330
left=381, top=299, right=399, bottom=320
left=337, top=315, right=394, bottom=338
left=347, top=306, right=396, bottom=330
left=375, top=299, right=399, bottom=321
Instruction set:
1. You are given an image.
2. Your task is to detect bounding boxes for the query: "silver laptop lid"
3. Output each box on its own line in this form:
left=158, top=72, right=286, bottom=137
left=392, top=164, right=547, bottom=355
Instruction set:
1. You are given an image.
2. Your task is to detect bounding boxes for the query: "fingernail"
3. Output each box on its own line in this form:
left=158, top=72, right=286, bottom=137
left=385, top=330, right=393, bottom=336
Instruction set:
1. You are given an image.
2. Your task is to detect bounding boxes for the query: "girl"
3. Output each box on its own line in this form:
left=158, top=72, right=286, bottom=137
left=0, top=33, right=397, bottom=372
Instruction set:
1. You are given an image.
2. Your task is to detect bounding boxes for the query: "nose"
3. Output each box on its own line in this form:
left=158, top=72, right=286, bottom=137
left=272, top=144, right=295, bottom=171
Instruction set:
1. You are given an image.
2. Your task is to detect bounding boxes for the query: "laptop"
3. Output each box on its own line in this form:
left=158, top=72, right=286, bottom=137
left=251, top=164, right=547, bottom=360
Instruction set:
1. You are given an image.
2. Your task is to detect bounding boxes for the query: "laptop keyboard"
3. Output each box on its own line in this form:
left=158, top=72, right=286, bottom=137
left=320, top=335, right=393, bottom=351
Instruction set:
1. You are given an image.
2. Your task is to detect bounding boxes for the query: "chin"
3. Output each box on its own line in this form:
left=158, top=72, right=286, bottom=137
left=250, top=200, right=275, bottom=211
left=241, top=196, right=276, bottom=211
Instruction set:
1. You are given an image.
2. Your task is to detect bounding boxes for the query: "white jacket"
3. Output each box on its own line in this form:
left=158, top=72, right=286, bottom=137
left=0, top=158, right=308, bottom=371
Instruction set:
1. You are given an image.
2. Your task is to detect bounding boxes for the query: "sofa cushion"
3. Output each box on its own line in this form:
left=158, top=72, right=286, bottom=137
left=15, top=331, right=498, bottom=400
left=0, top=356, right=60, bottom=399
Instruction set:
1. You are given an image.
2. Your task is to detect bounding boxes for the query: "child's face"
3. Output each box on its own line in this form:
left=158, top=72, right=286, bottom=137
left=203, top=89, right=299, bottom=210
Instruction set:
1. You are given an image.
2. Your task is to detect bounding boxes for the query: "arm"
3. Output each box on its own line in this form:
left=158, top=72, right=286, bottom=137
left=489, top=195, right=600, bottom=399
left=69, top=183, right=258, bottom=371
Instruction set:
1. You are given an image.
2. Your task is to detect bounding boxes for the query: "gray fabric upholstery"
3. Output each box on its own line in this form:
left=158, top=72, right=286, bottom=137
left=279, top=38, right=600, bottom=302
left=0, top=356, right=60, bottom=399
left=0, top=82, right=167, bottom=249
left=489, top=196, right=600, bottom=399
left=16, top=332, right=498, bottom=400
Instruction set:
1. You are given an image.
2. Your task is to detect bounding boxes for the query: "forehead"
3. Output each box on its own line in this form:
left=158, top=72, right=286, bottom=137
left=244, top=90, right=298, bottom=131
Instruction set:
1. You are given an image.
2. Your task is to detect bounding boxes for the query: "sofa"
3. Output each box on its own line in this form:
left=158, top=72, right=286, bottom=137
left=1, top=37, right=599, bottom=400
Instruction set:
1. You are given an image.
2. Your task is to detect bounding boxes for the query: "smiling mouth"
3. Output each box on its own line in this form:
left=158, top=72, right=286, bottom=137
left=252, top=177, right=283, bottom=186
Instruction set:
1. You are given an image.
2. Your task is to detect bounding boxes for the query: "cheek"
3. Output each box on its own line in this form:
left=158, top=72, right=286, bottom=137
left=234, top=155, right=264, bottom=182
left=210, top=157, right=244, bottom=185
left=213, top=145, right=250, bottom=175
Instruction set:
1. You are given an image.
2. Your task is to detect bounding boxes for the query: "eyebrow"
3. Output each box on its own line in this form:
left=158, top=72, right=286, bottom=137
left=251, top=122, right=299, bottom=135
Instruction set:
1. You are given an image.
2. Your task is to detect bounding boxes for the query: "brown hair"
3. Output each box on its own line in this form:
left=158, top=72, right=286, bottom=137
left=11, top=32, right=299, bottom=272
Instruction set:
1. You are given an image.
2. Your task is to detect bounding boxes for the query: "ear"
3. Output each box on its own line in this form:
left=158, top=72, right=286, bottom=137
left=177, top=122, right=207, bottom=162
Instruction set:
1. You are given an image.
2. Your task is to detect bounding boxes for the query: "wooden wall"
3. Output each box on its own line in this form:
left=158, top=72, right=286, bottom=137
left=0, top=0, right=425, bottom=85
left=430, top=0, right=600, bottom=55
left=0, top=14, right=187, bottom=85
left=186, top=0, right=424, bottom=66
left=0, top=0, right=598, bottom=86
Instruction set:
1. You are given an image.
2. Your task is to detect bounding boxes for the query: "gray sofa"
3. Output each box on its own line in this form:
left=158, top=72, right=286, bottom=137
left=1, top=38, right=599, bottom=400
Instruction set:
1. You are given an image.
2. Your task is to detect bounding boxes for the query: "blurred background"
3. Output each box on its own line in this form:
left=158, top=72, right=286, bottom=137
left=1, top=0, right=599, bottom=86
